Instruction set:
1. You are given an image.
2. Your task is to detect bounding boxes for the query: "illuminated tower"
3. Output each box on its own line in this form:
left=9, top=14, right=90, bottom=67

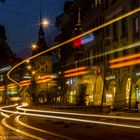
left=72, top=8, right=84, bottom=66
left=30, top=13, right=52, bottom=103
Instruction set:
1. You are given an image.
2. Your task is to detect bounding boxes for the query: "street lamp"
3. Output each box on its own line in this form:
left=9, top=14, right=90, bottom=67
left=32, top=44, right=37, bottom=50
left=27, top=65, right=32, bottom=70
left=41, top=19, right=49, bottom=27
left=31, top=71, right=36, bottom=75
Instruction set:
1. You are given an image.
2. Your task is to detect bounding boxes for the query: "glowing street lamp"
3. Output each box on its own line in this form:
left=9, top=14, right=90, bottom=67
left=31, top=71, right=35, bottom=75
left=26, top=59, right=30, bottom=63
left=41, top=19, right=49, bottom=27
left=32, top=44, right=37, bottom=50
left=27, top=65, right=31, bottom=70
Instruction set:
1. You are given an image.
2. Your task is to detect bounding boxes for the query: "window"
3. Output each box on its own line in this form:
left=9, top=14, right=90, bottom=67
left=134, top=17, right=139, bottom=33
left=111, top=0, right=117, bottom=5
left=103, top=0, right=109, bottom=9
left=106, top=26, right=110, bottom=37
left=133, top=0, right=139, bottom=7
left=95, top=0, right=102, bottom=7
left=122, top=18, right=127, bottom=35
left=123, top=50, right=128, bottom=56
left=113, top=22, right=118, bottom=40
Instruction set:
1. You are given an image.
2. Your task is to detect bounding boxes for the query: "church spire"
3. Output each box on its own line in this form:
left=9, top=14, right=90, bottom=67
left=38, top=10, right=45, bottom=41
left=78, top=7, right=81, bottom=25
left=72, top=7, right=83, bottom=36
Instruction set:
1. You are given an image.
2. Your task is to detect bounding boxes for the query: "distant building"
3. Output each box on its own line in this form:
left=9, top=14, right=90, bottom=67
left=0, top=25, right=18, bottom=67
left=0, top=25, right=22, bottom=103
left=55, top=0, right=140, bottom=110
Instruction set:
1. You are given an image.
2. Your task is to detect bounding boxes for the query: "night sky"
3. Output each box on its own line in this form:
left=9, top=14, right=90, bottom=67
left=0, top=0, right=67, bottom=57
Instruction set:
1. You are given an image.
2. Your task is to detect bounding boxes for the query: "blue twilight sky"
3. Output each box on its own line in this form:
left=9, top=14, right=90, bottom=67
left=0, top=0, right=67, bottom=57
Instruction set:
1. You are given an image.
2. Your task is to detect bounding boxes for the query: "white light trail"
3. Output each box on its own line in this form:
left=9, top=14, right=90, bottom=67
left=15, top=115, right=75, bottom=140
left=1, top=112, right=10, bottom=118
left=17, top=105, right=140, bottom=121
left=1, top=105, right=140, bottom=129
left=1, top=104, right=140, bottom=129
left=0, top=104, right=18, bottom=109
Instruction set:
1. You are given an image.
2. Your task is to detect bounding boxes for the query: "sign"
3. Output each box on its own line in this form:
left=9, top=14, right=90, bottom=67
left=73, top=33, right=95, bottom=48
left=106, top=94, right=113, bottom=103
left=136, top=72, right=140, bottom=76
left=105, top=75, right=115, bottom=80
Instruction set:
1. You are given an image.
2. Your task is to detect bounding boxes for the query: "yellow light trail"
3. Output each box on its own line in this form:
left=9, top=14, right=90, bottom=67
left=7, top=7, right=140, bottom=92
left=15, top=115, right=74, bottom=140
left=2, top=118, right=46, bottom=140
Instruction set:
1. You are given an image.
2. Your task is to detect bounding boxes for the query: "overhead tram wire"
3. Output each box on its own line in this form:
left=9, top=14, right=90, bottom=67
left=5, top=1, right=64, bottom=6
left=16, top=0, right=30, bottom=14
left=7, top=7, right=140, bottom=92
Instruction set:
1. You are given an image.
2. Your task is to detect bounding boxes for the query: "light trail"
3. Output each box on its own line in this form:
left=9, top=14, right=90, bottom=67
left=2, top=118, right=46, bottom=140
left=64, top=70, right=88, bottom=78
left=15, top=115, right=75, bottom=140
left=109, top=58, right=140, bottom=68
left=16, top=105, right=140, bottom=121
left=62, top=41, right=140, bottom=68
left=64, top=66, right=87, bottom=74
left=0, top=104, right=18, bottom=115
left=1, top=112, right=10, bottom=118
left=0, top=105, right=140, bottom=129
left=109, top=53, right=140, bottom=63
left=0, top=104, right=18, bottom=110
left=13, top=111, right=140, bottom=129
left=7, top=7, right=140, bottom=92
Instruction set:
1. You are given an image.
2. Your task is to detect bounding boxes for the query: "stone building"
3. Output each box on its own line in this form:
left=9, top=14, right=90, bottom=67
left=55, top=0, right=140, bottom=110
left=29, top=15, right=53, bottom=103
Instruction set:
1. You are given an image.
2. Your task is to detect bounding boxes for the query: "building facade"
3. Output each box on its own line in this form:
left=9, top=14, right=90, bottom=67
left=55, top=0, right=140, bottom=110
left=28, top=16, right=53, bottom=104
left=0, top=25, right=22, bottom=104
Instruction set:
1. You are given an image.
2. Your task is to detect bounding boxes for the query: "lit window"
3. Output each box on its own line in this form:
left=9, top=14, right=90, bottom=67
left=134, top=17, right=139, bottom=33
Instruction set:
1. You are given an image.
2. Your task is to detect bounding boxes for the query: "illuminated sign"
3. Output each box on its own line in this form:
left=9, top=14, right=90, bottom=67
left=105, top=75, right=115, bottom=80
left=106, top=94, right=113, bottom=104
left=23, top=73, right=31, bottom=79
left=73, top=33, right=95, bottom=48
left=136, top=72, right=140, bottom=76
